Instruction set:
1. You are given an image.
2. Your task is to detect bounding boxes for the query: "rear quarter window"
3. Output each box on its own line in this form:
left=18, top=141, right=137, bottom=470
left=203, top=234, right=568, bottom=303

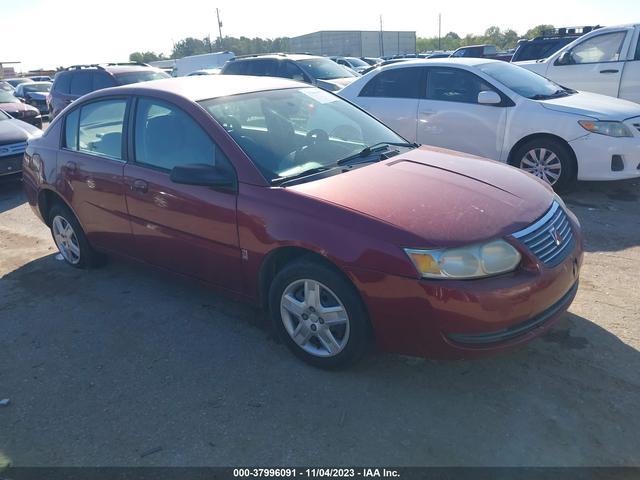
left=222, top=61, right=248, bottom=75
left=53, top=72, right=71, bottom=94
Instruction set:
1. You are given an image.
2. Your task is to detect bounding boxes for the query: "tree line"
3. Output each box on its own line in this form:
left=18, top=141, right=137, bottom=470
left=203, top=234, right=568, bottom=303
left=129, top=25, right=555, bottom=62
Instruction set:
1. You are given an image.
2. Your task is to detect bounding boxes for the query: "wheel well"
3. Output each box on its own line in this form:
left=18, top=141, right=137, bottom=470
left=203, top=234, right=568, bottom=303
left=37, top=189, right=68, bottom=227
left=258, top=247, right=351, bottom=308
left=507, top=133, right=578, bottom=176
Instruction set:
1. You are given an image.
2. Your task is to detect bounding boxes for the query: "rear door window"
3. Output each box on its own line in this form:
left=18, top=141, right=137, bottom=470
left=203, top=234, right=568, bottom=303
left=69, top=72, right=93, bottom=96
left=77, top=99, right=127, bottom=159
left=359, top=67, right=424, bottom=98
left=93, top=72, right=117, bottom=90
left=53, top=72, right=71, bottom=94
left=223, top=61, right=248, bottom=75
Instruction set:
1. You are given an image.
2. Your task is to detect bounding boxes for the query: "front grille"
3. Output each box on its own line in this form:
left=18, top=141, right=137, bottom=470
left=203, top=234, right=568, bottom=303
left=512, top=201, right=575, bottom=268
left=0, top=154, right=23, bottom=176
left=0, top=142, right=27, bottom=157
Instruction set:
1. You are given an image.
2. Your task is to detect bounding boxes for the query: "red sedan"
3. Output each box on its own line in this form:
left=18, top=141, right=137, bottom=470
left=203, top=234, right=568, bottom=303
left=22, top=76, right=583, bottom=368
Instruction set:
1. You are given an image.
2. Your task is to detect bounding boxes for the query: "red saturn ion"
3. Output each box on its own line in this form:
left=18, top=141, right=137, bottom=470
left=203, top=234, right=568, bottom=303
left=22, top=76, right=583, bottom=368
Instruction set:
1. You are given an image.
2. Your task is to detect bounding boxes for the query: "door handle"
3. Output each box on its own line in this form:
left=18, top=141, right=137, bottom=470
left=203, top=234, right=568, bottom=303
left=65, top=161, right=77, bottom=172
left=420, top=110, right=435, bottom=116
left=131, top=179, right=148, bottom=193
left=600, top=69, right=619, bottom=74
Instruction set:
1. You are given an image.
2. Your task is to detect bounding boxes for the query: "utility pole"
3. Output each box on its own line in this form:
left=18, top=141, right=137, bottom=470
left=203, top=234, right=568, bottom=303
left=216, top=8, right=224, bottom=51
left=438, top=13, right=442, bottom=50
left=379, top=15, right=384, bottom=57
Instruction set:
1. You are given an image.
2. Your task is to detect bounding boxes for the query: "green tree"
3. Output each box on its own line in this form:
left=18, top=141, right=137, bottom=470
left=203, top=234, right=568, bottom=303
left=524, top=25, right=555, bottom=39
left=129, top=51, right=164, bottom=63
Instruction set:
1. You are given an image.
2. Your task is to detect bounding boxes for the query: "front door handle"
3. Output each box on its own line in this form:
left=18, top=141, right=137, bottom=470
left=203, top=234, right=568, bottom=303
left=131, top=179, right=148, bottom=193
left=600, top=69, right=619, bottom=74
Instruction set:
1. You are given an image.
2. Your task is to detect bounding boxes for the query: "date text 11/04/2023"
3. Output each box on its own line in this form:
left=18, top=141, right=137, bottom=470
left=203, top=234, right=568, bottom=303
left=233, top=469, right=400, bottom=478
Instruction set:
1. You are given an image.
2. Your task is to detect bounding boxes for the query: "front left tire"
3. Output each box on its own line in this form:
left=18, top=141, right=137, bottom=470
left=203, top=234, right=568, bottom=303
left=268, top=259, right=369, bottom=369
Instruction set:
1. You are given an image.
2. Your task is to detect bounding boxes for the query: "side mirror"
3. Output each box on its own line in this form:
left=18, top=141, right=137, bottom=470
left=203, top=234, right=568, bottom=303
left=555, top=51, right=573, bottom=66
left=477, top=90, right=502, bottom=105
left=170, top=163, right=236, bottom=191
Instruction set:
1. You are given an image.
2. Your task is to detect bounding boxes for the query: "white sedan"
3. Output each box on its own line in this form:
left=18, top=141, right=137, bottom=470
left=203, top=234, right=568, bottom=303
left=338, top=58, right=640, bottom=189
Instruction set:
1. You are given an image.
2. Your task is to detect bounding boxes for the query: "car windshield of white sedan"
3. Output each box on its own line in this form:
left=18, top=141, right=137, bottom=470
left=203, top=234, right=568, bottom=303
left=200, top=88, right=406, bottom=182
left=296, top=58, right=357, bottom=79
left=478, top=62, right=572, bottom=99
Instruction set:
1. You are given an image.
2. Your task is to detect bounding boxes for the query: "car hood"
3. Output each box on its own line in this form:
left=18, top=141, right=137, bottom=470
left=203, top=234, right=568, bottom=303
left=0, top=118, right=42, bottom=144
left=539, top=91, right=640, bottom=121
left=316, top=77, right=357, bottom=91
left=0, top=101, right=39, bottom=114
left=289, top=146, right=555, bottom=247
left=26, top=92, right=48, bottom=101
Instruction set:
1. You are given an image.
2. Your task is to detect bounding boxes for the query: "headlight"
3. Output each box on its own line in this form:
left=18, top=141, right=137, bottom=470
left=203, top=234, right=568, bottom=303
left=405, top=240, right=521, bottom=279
left=24, top=110, right=37, bottom=117
left=578, top=120, right=631, bottom=137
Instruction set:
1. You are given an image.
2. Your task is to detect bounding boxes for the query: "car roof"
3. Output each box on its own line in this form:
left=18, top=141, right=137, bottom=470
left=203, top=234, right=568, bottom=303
left=380, top=58, right=498, bottom=68
left=232, top=54, right=324, bottom=62
left=85, top=75, right=304, bottom=103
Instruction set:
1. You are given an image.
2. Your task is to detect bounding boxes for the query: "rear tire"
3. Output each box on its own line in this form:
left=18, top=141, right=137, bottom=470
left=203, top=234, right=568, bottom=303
left=512, top=138, right=576, bottom=192
left=268, top=259, right=369, bottom=369
left=49, top=203, right=105, bottom=269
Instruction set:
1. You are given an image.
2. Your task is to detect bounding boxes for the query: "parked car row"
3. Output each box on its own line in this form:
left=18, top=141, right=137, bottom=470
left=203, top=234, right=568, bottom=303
left=339, top=58, right=640, bottom=188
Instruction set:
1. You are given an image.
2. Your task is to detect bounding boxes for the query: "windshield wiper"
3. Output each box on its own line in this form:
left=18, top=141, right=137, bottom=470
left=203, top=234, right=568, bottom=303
left=336, top=142, right=418, bottom=166
left=271, top=166, right=336, bottom=186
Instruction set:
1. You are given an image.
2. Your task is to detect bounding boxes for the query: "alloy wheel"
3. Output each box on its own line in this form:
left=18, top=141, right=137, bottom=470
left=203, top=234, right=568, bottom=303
left=52, top=215, right=81, bottom=265
left=280, top=279, right=350, bottom=358
left=520, top=148, right=562, bottom=185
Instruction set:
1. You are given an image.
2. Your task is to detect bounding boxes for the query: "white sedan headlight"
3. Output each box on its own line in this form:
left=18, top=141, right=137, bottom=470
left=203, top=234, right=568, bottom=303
left=578, top=120, right=632, bottom=138
left=405, top=240, right=521, bottom=279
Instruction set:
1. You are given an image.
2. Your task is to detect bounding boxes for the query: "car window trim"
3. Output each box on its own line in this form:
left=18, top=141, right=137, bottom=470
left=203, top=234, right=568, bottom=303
left=59, top=95, right=132, bottom=163
left=128, top=95, right=239, bottom=184
left=424, top=66, right=514, bottom=107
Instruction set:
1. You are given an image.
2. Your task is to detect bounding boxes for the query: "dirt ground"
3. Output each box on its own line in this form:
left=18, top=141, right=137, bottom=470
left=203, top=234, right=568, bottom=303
left=0, top=176, right=638, bottom=467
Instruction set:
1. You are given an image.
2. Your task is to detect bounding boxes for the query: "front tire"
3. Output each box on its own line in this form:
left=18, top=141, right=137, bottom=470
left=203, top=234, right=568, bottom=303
left=49, top=203, right=105, bottom=269
left=512, top=138, right=576, bottom=191
left=269, top=259, right=369, bottom=369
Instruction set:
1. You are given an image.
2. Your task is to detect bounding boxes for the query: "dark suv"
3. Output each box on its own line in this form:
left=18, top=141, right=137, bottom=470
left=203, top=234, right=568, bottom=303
left=511, top=26, right=601, bottom=62
left=48, top=63, right=169, bottom=119
left=220, top=54, right=357, bottom=92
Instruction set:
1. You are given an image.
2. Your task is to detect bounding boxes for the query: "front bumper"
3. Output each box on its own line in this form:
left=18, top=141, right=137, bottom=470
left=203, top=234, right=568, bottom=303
left=570, top=133, right=640, bottom=181
left=345, top=216, right=584, bottom=359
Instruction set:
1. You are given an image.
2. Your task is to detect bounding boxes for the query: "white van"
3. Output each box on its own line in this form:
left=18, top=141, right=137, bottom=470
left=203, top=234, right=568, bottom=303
left=173, top=51, right=235, bottom=77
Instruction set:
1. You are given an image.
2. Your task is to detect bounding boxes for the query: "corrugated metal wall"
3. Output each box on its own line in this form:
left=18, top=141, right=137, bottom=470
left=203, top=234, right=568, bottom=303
left=289, top=31, right=416, bottom=57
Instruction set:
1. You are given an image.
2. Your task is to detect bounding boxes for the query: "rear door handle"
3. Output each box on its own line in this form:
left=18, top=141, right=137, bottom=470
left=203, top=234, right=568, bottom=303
left=420, top=110, right=435, bottom=116
left=65, top=161, right=77, bottom=172
left=600, top=69, right=619, bottom=74
left=131, top=179, right=148, bottom=193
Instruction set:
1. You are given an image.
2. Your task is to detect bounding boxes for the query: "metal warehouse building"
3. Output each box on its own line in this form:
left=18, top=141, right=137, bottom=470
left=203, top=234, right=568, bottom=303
left=289, top=30, right=416, bottom=57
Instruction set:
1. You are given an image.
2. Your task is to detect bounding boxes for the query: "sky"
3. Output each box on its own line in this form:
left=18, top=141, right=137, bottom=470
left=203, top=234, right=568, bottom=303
left=3, top=0, right=640, bottom=71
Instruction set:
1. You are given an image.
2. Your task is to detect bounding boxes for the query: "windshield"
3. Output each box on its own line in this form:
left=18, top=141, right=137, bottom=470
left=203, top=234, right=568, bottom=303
left=0, top=90, right=18, bottom=103
left=0, top=110, right=10, bottom=120
left=295, top=58, right=356, bottom=80
left=115, top=71, right=170, bottom=85
left=200, top=87, right=406, bottom=182
left=23, top=83, right=51, bottom=93
left=345, top=57, right=369, bottom=68
left=478, top=61, right=569, bottom=99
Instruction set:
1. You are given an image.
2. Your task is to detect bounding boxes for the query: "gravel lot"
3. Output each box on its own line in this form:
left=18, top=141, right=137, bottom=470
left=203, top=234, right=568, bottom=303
left=0, top=176, right=639, bottom=467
